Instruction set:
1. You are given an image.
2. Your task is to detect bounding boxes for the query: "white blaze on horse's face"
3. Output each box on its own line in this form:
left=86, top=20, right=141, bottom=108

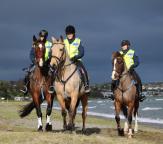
left=39, top=58, right=43, bottom=67
left=38, top=43, right=44, bottom=67
left=111, top=58, right=117, bottom=80
left=39, top=43, right=43, bottom=49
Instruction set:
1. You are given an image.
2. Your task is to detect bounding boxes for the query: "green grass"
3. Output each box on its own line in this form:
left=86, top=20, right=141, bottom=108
left=0, top=101, right=163, bottom=144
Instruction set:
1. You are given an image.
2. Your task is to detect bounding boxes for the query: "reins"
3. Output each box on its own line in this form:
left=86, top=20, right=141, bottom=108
left=51, top=43, right=78, bottom=97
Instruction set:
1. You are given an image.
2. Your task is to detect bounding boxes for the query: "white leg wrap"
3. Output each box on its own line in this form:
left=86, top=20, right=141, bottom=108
left=47, top=115, right=52, bottom=125
left=38, top=117, right=42, bottom=128
left=124, top=121, right=128, bottom=132
left=128, top=128, right=133, bottom=135
left=134, top=113, right=138, bottom=133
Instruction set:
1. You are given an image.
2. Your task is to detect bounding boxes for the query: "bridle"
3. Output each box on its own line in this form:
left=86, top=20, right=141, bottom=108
left=34, top=42, right=46, bottom=65
left=51, top=42, right=78, bottom=98
left=112, top=57, right=135, bottom=93
left=112, top=57, right=128, bottom=79
left=51, top=42, right=66, bottom=69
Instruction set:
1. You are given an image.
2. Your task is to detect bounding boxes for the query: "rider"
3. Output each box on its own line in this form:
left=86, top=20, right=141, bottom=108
left=109, top=40, right=146, bottom=102
left=21, top=29, right=53, bottom=94
left=64, top=25, right=90, bottom=93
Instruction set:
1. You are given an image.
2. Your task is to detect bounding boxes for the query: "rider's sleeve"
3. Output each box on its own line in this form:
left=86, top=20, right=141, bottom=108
left=74, top=42, right=84, bottom=60
left=29, top=48, right=35, bottom=63
left=133, top=53, right=140, bottom=68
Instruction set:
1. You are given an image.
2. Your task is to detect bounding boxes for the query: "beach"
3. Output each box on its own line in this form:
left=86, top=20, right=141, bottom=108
left=0, top=101, right=163, bottom=144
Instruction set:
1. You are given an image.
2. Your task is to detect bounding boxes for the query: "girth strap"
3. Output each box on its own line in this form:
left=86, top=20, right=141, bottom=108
left=59, top=66, right=78, bottom=98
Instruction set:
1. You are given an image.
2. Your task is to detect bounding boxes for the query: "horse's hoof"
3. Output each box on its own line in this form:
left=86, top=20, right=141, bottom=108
left=45, top=123, right=52, bottom=131
left=127, top=129, right=133, bottom=138
left=128, top=134, right=133, bottom=139
left=63, top=124, right=68, bottom=131
left=82, top=128, right=86, bottom=134
left=118, top=128, right=124, bottom=136
left=37, top=126, right=43, bottom=132
left=67, top=123, right=74, bottom=131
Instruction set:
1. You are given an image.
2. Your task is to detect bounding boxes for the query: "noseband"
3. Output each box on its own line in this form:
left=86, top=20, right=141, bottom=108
left=113, top=70, right=128, bottom=79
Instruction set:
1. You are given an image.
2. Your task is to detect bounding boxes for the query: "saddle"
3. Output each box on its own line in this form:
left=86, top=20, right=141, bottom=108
left=130, top=69, right=141, bottom=85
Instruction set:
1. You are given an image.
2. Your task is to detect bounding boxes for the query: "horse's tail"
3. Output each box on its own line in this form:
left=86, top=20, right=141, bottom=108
left=19, top=101, right=35, bottom=118
left=122, top=104, right=128, bottom=118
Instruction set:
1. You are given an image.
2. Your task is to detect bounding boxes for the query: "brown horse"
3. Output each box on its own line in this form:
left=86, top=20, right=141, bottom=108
left=111, top=51, right=139, bottom=138
left=19, top=36, right=54, bottom=131
left=50, top=36, right=88, bottom=132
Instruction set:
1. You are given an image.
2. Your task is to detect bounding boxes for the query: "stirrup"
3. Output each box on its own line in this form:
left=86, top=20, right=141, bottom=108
left=85, top=85, right=91, bottom=93
left=48, top=86, right=55, bottom=94
left=20, top=86, right=28, bottom=94
left=139, top=94, right=146, bottom=102
left=108, top=94, right=114, bottom=101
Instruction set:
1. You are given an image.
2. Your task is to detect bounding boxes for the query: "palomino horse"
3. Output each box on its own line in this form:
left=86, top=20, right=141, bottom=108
left=111, top=51, right=139, bottom=138
left=19, top=36, right=54, bottom=131
left=50, top=36, right=88, bottom=132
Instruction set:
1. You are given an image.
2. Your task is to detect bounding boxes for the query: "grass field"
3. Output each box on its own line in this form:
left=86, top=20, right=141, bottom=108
left=0, top=101, right=163, bottom=144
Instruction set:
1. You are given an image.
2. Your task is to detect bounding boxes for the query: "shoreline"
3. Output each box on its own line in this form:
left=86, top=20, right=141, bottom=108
left=50, top=106, right=163, bottom=129
left=88, top=114, right=163, bottom=129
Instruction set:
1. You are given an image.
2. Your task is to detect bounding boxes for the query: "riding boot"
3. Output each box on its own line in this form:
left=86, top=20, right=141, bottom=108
left=83, top=72, right=91, bottom=93
left=20, top=73, right=30, bottom=95
left=76, top=61, right=91, bottom=93
left=137, top=83, right=146, bottom=102
left=48, top=66, right=55, bottom=94
left=108, top=80, right=118, bottom=100
left=20, top=64, right=34, bottom=95
left=132, top=70, right=146, bottom=102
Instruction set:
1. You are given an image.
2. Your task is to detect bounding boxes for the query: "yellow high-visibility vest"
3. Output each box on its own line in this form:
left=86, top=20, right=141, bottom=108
left=64, top=38, right=81, bottom=59
left=120, top=49, right=135, bottom=70
left=45, top=40, right=52, bottom=61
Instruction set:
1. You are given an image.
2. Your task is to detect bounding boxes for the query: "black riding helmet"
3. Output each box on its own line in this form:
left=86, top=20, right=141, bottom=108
left=39, top=29, right=48, bottom=39
left=65, top=25, right=75, bottom=34
left=121, top=40, right=131, bottom=47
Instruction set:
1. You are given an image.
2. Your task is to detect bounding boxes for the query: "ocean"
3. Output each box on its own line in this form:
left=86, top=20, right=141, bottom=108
left=43, top=96, right=163, bottom=125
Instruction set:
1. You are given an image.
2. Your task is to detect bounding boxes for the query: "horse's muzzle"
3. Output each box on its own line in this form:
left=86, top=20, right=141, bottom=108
left=111, top=70, right=119, bottom=80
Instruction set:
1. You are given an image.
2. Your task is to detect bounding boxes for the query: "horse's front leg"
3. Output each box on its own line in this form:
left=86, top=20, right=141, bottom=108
left=81, top=94, right=88, bottom=133
left=67, top=94, right=78, bottom=131
left=114, top=101, right=123, bottom=135
left=57, top=94, right=67, bottom=130
left=127, top=106, right=134, bottom=138
left=34, top=93, right=43, bottom=131
left=45, top=93, right=54, bottom=131
left=134, top=100, right=139, bottom=133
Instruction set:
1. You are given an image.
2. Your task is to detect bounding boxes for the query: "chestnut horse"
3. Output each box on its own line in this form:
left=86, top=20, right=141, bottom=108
left=111, top=51, right=139, bottom=138
left=50, top=36, right=88, bottom=132
left=19, top=36, right=54, bottom=131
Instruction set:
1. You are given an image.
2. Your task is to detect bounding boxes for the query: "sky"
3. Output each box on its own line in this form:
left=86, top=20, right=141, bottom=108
left=0, top=0, right=163, bottom=84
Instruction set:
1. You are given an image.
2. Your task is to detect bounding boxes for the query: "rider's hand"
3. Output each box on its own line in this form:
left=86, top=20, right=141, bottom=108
left=70, top=56, right=77, bottom=63
left=129, top=66, right=134, bottom=74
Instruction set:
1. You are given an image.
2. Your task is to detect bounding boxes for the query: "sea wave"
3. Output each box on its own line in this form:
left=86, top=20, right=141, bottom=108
left=142, top=107, right=163, bottom=111
left=49, top=105, right=163, bottom=124
left=97, top=101, right=103, bottom=104
left=79, top=106, right=96, bottom=109
left=155, top=99, right=163, bottom=101
left=85, top=111, right=163, bottom=124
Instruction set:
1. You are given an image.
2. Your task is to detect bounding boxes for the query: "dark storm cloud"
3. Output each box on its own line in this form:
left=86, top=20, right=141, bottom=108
left=0, top=0, right=163, bottom=83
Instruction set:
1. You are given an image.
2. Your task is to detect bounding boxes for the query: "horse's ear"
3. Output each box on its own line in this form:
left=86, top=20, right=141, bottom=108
left=33, top=35, right=37, bottom=42
left=60, top=35, right=64, bottom=42
left=51, top=36, right=57, bottom=43
left=112, top=52, right=116, bottom=60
